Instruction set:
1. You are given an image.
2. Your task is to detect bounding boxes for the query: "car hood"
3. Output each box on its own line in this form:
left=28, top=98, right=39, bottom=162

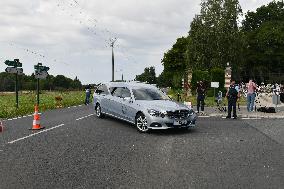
left=136, top=100, right=190, bottom=112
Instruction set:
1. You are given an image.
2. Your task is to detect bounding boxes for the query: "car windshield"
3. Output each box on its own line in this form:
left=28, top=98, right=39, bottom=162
left=132, top=88, right=170, bottom=100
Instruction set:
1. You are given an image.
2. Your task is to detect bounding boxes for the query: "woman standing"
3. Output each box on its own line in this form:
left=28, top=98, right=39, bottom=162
left=247, top=80, right=257, bottom=112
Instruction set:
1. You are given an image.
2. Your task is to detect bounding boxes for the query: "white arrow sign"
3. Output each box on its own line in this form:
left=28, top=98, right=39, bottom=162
left=5, top=67, right=23, bottom=74
left=35, top=71, right=48, bottom=79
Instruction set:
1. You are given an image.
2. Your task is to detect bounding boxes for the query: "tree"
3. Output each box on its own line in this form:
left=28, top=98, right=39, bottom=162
left=135, top=67, right=157, bottom=84
left=241, top=1, right=284, bottom=83
left=162, top=37, right=189, bottom=89
left=187, top=0, right=243, bottom=72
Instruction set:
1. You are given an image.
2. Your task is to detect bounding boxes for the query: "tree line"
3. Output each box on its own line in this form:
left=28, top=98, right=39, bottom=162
left=0, top=72, right=83, bottom=92
left=136, top=0, right=284, bottom=89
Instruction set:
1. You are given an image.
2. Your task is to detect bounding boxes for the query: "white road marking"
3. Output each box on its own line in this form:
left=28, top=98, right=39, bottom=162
left=75, top=114, right=94, bottom=121
left=198, top=116, right=210, bottom=118
left=242, top=117, right=262, bottom=120
left=78, top=105, right=82, bottom=107
left=8, top=119, right=13, bottom=121
left=8, top=124, right=65, bottom=144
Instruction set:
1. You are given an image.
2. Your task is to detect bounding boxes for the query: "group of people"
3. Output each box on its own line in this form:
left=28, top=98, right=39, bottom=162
left=195, top=79, right=258, bottom=119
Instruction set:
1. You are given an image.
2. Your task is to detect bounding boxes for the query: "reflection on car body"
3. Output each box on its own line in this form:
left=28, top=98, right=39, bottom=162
left=93, top=82, right=197, bottom=133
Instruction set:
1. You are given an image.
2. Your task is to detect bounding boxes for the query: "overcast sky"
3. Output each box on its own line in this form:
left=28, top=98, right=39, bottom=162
left=0, top=0, right=273, bottom=84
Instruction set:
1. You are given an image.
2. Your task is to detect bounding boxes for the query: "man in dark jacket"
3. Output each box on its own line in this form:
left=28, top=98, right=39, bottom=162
left=226, top=80, right=240, bottom=119
left=196, top=81, right=206, bottom=114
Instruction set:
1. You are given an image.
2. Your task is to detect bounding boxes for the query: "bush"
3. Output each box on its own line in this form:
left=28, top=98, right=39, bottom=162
left=210, top=68, right=225, bottom=91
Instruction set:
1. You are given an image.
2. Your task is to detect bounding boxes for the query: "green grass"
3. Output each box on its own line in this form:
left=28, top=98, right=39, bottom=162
left=0, top=91, right=86, bottom=119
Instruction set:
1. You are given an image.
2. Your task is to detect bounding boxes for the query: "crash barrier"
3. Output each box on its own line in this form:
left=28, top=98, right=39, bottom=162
left=30, top=105, right=45, bottom=130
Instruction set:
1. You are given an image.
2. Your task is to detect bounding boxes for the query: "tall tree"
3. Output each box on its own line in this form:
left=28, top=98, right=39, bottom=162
left=162, top=37, right=189, bottom=89
left=187, top=0, right=243, bottom=72
left=241, top=1, right=284, bottom=82
left=135, top=67, right=157, bottom=84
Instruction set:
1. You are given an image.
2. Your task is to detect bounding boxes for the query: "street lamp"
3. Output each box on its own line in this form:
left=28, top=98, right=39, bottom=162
left=110, top=38, right=117, bottom=82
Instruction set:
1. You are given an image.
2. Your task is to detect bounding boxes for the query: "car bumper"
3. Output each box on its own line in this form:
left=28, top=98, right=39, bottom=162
left=146, top=114, right=197, bottom=130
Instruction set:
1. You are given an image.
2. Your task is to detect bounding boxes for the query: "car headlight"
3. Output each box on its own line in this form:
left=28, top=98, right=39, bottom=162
left=148, top=109, right=166, bottom=118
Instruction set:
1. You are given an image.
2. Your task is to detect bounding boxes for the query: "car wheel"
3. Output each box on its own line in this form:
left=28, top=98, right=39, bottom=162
left=96, top=104, right=104, bottom=118
left=135, top=113, right=149, bottom=133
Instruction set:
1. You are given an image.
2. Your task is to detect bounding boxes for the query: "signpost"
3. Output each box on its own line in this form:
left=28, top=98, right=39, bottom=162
left=34, top=63, right=49, bottom=106
left=211, top=82, right=220, bottom=104
left=4, top=59, right=23, bottom=108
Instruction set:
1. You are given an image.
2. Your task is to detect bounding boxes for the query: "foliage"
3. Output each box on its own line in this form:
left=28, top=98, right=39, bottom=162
left=191, top=70, right=210, bottom=92
left=135, top=66, right=157, bottom=84
left=187, top=0, right=243, bottom=71
left=156, top=71, right=172, bottom=88
left=241, top=1, right=284, bottom=83
left=161, top=37, right=189, bottom=89
left=211, top=67, right=225, bottom=91
left=0, top=72, right=82, bottom=92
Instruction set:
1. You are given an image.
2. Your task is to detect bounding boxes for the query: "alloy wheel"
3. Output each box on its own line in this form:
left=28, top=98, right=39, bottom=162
left=136, top=113, right=148, bottom=132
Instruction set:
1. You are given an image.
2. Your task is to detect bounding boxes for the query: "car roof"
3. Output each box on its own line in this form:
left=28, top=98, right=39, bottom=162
left=104, top=81, right=157, bottom=89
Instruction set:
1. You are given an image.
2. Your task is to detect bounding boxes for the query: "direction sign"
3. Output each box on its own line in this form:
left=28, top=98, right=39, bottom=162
left=5, top=67, right=23, bottom=74
left=34, top=63, right=49, bottom=72
left=35, top=70, right=48, bottom=79
left=4, top=60, right=22, bottom=67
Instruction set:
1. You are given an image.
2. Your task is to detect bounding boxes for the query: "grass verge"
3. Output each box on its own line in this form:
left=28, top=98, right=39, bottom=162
left=0, top=91, right=86, bottom=119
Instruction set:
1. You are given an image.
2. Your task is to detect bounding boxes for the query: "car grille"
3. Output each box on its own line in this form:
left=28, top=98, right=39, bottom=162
left=166, top=110, right=190, bottom=119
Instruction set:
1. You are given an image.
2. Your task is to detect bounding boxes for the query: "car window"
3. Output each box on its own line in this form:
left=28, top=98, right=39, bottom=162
left=132, top=88, right=170, bottom=100
left=111, top=87, right=131, bottom=98
left=121, top=88, right=131, bottom=98
left=96, top=84, right=109, bottom=95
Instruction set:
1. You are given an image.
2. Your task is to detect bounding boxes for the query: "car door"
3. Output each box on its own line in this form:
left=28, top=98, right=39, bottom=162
left=109, top=87, right=124, bottom=118
left=120, top=87, right=137, bottom=123
left=95, top=84, right=111, bottom=114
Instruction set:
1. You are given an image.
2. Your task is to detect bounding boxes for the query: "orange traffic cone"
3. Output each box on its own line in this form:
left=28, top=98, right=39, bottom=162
left=30, top=105, right=45, bottom=130
left=0, top=120, right=4, bottom=133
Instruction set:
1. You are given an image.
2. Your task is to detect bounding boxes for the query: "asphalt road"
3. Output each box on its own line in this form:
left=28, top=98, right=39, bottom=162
left=0, top=105, right=283, bottom=189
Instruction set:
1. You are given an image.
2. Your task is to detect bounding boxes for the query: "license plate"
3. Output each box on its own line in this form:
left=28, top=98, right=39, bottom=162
left=173, top=120, right=187, bottom=126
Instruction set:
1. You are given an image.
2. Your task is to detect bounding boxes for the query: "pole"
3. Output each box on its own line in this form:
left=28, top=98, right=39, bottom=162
left=37, top=78, right=40, bottom=106
left=112, top=46, right=114, bottom=82
left=110, top=38, right=117, bottom=82
left=213, top=88, right=216, bottom=105
left=15, top=73, right=18, bottom=108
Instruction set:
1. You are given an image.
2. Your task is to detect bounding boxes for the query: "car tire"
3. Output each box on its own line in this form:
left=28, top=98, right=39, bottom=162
left=96, top=104, right=104, bottom=118
left=135, top=113, right=149, bottom=133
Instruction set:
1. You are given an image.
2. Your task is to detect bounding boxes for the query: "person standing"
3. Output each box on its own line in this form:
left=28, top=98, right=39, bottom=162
left=247, top=79, right=257, bottom=112
left=85, top=85, right=91, bottom=105
left=196, top=81, right=206, bottom=114
left=226, top=80, right=240, bottom=119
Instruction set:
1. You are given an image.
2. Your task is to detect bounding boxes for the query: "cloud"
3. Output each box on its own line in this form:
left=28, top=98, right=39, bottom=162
left=0, top=0, right=272, bottom=84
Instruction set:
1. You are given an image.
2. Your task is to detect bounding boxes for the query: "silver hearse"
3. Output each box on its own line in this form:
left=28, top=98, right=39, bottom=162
left=93, top=82, right=197, bottom=133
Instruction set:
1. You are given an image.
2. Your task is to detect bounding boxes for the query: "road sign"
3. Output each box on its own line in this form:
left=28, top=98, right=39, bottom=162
left=35, top=70, right=48, bottom=79
left=211, top=82, right=219, bottom=88
left=4, top=60, right=22, bottom=67
left=35, top=63, right=49, bottom=72
left=5, top=67, right=23, bottom=74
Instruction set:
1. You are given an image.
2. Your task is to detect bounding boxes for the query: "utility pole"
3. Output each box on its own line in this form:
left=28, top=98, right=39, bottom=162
left=110, top=38, right=117, bottom=82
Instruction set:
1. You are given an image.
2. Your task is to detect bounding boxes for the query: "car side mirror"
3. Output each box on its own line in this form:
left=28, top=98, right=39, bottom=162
left=123, top=97, right=133, bottom=103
